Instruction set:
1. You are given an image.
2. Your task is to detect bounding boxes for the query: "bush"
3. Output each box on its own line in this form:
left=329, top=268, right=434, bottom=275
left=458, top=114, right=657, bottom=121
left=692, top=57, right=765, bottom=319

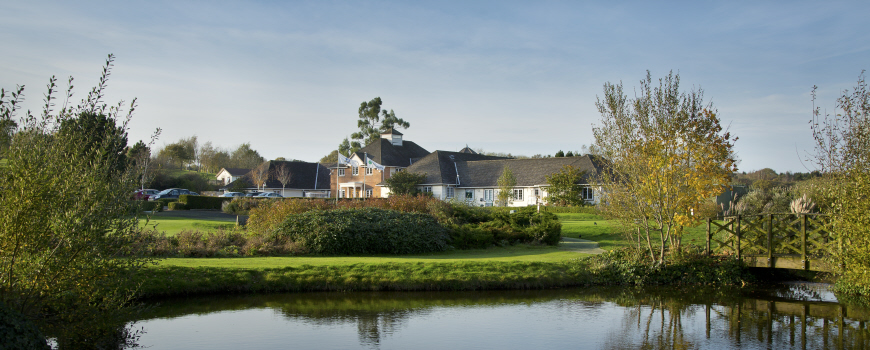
left=582, top=247, right=750, bottom=285
left=179, top=194, right=230, bottom=210
left=447, top=207, right=562, bottom=249
left=271, top=208, right=450, bottom=255
left=167, top=202, right=187, bottom=211
left=0, top=302, right=49, bottom=350
left=222, top=197, right=261, bottom=215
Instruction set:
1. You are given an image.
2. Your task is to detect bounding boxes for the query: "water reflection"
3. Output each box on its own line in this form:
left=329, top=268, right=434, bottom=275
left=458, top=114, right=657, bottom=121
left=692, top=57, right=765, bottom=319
left=133, top=285, right=870, bottom=349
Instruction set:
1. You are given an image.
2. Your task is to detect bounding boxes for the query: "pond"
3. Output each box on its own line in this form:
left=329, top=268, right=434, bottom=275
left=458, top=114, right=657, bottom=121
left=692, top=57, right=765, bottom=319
left=130, top=284, right=870, bottom=349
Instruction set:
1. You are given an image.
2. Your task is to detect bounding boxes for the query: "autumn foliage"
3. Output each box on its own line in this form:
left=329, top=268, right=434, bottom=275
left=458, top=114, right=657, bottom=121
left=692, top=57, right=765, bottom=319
left=593, top=71, right=737, bottom=264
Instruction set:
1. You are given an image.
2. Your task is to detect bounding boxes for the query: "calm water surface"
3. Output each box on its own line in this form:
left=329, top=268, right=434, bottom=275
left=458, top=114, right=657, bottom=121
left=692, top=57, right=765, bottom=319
left=132, top=284, right=870, bottom=349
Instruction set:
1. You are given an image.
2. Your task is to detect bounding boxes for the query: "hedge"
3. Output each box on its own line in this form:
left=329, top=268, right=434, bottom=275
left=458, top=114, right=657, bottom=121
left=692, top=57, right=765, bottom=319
left=167, top=202, right=187, bottom=211
left=179, top=194, right=231, bottom=210
left=271, top=207, right=450, bottom=255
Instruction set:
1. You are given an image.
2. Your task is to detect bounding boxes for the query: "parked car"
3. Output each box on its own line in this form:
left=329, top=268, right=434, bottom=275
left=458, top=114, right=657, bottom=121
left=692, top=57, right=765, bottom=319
left=149, top=188, right=193, bottom=201
left=132, top=189, right=159, bottom=200
left=245, top=192, right=263, bottom=197
left=221, top=192, right=245, bottom=197
left=255, top=192, right=283, bottom=198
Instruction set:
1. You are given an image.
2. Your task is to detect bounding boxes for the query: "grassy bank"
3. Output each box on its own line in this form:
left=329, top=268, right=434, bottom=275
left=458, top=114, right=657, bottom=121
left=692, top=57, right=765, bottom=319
left=135, top=250, right=750, bottom=299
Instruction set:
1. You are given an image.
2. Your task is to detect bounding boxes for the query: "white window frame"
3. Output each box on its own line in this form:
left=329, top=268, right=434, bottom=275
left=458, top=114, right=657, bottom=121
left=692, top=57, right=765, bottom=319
left=338, top=168, right=345, bottom=176
left=582, top=187, right=594, bottom=201
left=423, top=186, right=432, bottom=193
left=513, top=189, right=523, bottom=201
left=365, top=189, right=373, bottom=198
left=446, top=187, right=454, bottom=198
left=340, top=189, right=346, bottom=198
left=352, top=167, right=359, bottom=176
left=465, top=190, right=474, bottom=200
left=365, top=167, right=373, bottom=175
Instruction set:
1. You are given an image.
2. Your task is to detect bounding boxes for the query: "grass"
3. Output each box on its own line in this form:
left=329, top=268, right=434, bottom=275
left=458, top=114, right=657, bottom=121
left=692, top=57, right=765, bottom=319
left=139, top=216, right=236, bottom=235
left=163, top=169, right=217, bottom=180
left=556, top=213, right=711, bottom=250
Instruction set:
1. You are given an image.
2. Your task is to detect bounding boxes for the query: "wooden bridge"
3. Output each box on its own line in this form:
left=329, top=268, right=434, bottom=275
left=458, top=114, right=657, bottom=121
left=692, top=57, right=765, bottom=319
left=704, top=213, right=838, bottom=272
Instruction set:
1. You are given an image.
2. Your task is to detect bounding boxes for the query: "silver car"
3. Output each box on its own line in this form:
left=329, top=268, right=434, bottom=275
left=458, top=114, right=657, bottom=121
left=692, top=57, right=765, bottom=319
left=255, top=192, right=283, bottom=198
left=221, top=192, right=246, bottom=197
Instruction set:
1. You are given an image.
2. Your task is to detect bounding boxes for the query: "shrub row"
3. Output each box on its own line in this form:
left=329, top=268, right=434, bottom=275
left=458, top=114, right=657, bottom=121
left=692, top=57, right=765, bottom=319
left=271, top=208, right=450, bottom=255
left=448, top=207, right=562, bottom=249
left=179, top=194, right=231, bottom=210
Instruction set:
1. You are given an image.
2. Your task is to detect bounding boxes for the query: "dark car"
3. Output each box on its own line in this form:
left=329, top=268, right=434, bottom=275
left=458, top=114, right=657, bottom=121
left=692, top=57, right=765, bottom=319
left=149, top=188, right=193, bottom=201
left=132, top=189, right=159, bottom=200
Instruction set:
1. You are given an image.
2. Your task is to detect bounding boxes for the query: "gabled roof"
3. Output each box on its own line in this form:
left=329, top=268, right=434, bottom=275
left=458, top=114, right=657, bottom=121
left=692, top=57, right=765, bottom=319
left=458, top=145, right=477, bottom=154
left=354, top=138, right=429, bottom=167
left=223, top=161, right=331, bottom=190
left=218, top=167, right=251, bottom=177
left=404, top=151, right=509, bottom=185
left=381, top=128, right=403, bottom=135
left=405, top=154, right=603, bottom=187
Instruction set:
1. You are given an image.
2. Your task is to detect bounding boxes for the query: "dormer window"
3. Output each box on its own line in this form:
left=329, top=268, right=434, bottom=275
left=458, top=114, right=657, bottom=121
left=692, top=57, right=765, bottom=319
left=380, top=128, right=403, bottom=146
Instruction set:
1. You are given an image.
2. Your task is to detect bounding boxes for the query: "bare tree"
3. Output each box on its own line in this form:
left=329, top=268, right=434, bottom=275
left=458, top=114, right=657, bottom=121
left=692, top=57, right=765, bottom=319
left=274, top=163, right=293, bottom=197
left=250, top=162, right=270, bottom=192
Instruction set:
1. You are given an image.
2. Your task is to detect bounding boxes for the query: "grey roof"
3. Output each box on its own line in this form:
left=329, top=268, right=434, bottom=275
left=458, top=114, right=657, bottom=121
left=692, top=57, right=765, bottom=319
left=223, top=160, right=331, bottom=190
left=221, top=168, right=251, bottom=176
left=354, top=138, right=429, bottom=167
left=402, top=151, right=508, bottom=185
left=406, top=154, right=603, bottom=187
left=381, top=128, right=403, bottom=135
left=458, top=145, right=478, bottom=154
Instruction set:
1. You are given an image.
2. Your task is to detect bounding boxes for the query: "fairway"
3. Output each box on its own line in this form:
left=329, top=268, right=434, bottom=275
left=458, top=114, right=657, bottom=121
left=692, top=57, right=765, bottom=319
left=155, top=245, right=593, bottom=269
left=557, top=212, right=711, bottom=250
left=139, top=215, right=236, bottom=235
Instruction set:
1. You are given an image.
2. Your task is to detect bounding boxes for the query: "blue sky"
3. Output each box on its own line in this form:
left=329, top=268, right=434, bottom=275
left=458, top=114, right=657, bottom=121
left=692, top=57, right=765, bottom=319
left=2, top=1, right=868, bottom=173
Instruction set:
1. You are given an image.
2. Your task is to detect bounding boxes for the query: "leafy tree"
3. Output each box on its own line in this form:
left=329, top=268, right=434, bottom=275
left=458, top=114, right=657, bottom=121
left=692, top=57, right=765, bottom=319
left=565, top=151, right=574, bottom=157
left=348, top=97, right=409, bottom=151
left=545, top=165, right=586, bottom=206
left=593, top=71, right=737, bottom=264
left=127, top=135, right=161, bottom=190
left=320, top=149, right=339, bottom=164
left=231, top=143, right=265, bottom=169
left=0, top=115, right=15, bottom=158
left=0, top=55, right=151, bottom=343
left=496, top=166, right=517, bottom=206
left=384, top=170, right=427, bottom=195
left=810, top=73, right=870, bottom=295
left=57, top=110, right=129, bottom=174
left=554, top=150, right=564, bottom=157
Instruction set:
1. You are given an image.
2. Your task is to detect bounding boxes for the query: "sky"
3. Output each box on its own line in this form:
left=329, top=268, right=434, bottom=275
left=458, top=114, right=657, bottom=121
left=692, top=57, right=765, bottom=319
left=2, top=0, right=868, bottom=173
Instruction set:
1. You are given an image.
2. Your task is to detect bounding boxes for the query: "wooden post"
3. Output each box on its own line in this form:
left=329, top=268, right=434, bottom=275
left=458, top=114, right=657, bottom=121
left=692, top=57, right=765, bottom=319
left=767, top=214, right=774, bottom=268
left=735, top=214, right=741, bottom=260
left=706, top=218, right=711, bottom=256
left=801, top=214, right=808, bottom=270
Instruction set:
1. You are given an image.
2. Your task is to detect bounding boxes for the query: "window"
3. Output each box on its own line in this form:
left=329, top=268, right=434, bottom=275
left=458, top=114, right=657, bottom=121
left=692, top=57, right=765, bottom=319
left=512, top=189, right=523, bottom=201
left=422, top=186, right=432, bottom=193
left=352, top=167, right=359, bottom=176
left=340, top=190, right=346, bottom=198
left=365, top=167, right=373, bottom=175
left=465, top=190, right=474, bottom=200
left=446, top=187, right=454, bottom=198
left=365, top=189, right=373, bottom=198
left=582, top=187, right=594, bottom=201
left=338, top=168, right=345, bottom=176
left=391, top=168, right=398, bottom=175
left=534, top=189, right=540, bottom=198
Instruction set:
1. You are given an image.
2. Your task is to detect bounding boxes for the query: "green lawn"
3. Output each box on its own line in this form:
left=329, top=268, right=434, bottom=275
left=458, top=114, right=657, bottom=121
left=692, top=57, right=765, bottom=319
left=556, top=213, right=710, bottom=250
left=164, top=169, right=217, bottom=180
left=139, top=216, right=236, bottom=235
left=156, top=245, right=590, bottom=268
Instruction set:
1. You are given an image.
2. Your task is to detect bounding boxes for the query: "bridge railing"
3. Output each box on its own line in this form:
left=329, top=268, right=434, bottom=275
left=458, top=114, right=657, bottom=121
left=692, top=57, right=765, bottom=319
left=705, top=213, right=837, bottom=271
